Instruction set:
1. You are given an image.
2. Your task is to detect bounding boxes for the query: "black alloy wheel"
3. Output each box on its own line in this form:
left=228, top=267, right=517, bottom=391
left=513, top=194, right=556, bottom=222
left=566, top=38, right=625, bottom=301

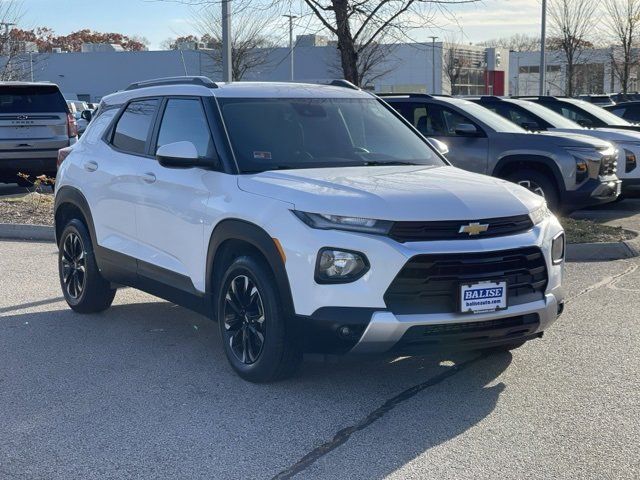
left=61, top=231, right=86, bottom=299
left=223, top=274, right=266, bottom=364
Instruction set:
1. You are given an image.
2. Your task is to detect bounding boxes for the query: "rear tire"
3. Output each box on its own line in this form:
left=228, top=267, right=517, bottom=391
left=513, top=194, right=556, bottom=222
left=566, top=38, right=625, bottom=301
left=505, top=169, right=560, bottom=211
left=217, top=255, right=301, bottom=383
left=58, top=219, right=116, bottom=313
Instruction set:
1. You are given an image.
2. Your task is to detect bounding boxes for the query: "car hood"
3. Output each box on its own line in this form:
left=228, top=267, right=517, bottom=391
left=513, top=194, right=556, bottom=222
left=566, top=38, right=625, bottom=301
left=237, top=165, right=544, bottom=221
left=549, top=127, right=640, bottom=143
left=537, top=130, right=614, bottom=148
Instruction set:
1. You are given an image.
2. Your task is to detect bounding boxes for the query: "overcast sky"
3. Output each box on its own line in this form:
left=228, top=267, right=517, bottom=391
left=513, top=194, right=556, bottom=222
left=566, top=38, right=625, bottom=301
left=15, top=0, right=543, bottom=50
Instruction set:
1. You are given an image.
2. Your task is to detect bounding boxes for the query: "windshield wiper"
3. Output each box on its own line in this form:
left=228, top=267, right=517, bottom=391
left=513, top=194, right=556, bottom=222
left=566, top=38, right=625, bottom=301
left=362, top=161, right=420, bottom=166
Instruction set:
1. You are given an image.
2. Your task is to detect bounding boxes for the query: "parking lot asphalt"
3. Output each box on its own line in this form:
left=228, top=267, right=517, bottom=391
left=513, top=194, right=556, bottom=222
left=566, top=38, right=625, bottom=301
left=0, top=240, right=639, bottom=479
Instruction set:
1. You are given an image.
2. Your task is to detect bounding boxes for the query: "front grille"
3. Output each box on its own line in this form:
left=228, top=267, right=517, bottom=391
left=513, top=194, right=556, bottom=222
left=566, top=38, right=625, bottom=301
left=384, top=247, right=548, bottom=315
left=389, top=215, right=533, bottom=242
left=600, top=155, right=617, bottom=176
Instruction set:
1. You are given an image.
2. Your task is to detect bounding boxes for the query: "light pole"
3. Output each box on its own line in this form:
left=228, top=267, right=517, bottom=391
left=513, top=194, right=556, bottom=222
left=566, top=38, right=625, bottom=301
left=221, top=0, right=232, bottom=82
left=539, top=0, right=547, bottom=95
left=429, top=36, right=438, bottom=94
left=283, top=14, right=297, bottom=81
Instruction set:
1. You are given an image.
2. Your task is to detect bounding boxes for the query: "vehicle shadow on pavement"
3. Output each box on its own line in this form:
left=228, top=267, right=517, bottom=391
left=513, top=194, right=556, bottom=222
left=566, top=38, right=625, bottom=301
left=0, top=300, right=512, bottom=480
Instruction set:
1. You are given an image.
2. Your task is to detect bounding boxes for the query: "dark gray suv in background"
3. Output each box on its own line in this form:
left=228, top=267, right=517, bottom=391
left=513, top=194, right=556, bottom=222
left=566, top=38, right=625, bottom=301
left=381, top=93, right=620, bottom=212
left=0, top=82, right=77, bottom=185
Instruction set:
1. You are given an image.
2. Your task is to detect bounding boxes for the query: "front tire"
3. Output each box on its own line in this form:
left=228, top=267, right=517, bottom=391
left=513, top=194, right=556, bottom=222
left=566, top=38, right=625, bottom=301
left=505, top=169, right=560, bottom=211
left=58, top=219, right=116, bottom=313
left=217, top=255, right=301, bottom=383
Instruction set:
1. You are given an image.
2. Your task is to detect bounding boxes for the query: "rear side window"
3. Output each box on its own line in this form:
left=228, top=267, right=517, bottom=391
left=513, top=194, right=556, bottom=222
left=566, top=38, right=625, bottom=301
left=112, top=99, right=159, bottom=155
left=0, top=86, right=67, bottom=113
left=156, top=98, right=214, bottom=158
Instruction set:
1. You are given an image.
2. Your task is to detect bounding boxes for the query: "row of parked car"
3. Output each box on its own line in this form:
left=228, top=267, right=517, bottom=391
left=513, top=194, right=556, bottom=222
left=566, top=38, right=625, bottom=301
left=381, top=93, right=640, bottom=211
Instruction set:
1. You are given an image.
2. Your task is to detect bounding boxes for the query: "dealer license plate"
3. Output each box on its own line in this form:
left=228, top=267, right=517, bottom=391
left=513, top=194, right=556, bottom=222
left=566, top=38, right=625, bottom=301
left=460, top=281, right=507, bottom=314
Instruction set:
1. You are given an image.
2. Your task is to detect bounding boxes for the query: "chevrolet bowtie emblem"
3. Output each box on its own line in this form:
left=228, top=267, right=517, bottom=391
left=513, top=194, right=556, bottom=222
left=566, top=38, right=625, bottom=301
left=459, top=222, right=489, bottom=236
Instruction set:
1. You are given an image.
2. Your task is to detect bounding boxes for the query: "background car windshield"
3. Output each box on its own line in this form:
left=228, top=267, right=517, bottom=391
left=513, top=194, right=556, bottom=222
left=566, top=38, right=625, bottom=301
left=0, top=86, right=68, bottom=113
left=218, top=97, right=445, bottom=173
left=515, top=100, right=582, bottom=128
left=568, top=99, right=633, bottom=125
left=454, top=101, right=526, bottom=133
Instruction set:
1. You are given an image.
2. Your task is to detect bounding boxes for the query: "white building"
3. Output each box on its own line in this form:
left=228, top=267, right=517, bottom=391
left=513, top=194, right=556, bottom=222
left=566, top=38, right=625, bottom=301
left=1, top=42, right=510, bottom=102
left=509, top=48, right=637, bottom=96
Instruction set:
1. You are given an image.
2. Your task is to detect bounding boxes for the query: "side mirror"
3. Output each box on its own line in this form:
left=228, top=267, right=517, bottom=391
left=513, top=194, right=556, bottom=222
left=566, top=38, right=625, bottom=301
left=521, top=121, right=541, bottom=131
left=427, top=137, right=449, bottom=156
left=80, top=109, right=93, bottom=122
left=454, top=123, right=478, bottom=136
left=156, top=141, right=200, bottom=168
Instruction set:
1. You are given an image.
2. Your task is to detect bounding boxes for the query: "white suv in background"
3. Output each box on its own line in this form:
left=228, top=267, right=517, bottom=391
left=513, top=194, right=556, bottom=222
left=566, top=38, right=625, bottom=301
left=54, top=77, right=565, bottom=382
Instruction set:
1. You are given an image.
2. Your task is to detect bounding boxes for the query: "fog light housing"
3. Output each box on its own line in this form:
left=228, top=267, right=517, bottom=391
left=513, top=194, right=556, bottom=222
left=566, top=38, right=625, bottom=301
left=552, top=232, right=565, bottom=264
left=315, top=248, right=369, bottom=284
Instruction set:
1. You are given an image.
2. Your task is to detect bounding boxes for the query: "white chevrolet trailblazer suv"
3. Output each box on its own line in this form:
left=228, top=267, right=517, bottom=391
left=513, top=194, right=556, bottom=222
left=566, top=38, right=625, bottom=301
left=54, top=77, right=565, bottom=382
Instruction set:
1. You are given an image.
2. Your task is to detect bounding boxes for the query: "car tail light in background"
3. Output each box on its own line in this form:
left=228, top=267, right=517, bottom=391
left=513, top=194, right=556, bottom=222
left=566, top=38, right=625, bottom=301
left=57, top=147, right=73, bottom=168
left=67, top=113, right=78, bottom=138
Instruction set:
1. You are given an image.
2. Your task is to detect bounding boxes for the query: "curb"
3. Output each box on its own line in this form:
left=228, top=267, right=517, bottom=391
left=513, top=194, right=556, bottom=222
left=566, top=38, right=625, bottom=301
left=566, top=235, right=640, bottom=262
left=1, top=222, right=639, bottom=262
left=0, top=223, right=55, bottom=242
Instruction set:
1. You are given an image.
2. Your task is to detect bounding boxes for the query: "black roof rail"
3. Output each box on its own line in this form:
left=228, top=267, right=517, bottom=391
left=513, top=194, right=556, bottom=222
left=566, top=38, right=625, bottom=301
left=479, top=95, right=504, bottom=101
left=125, top=76, right=218, bottom=91
left=511, top=95, right=561, bottom=101
left=329, top=79, right=360, bottom=90
left=377, top=93, right=435, bottom=99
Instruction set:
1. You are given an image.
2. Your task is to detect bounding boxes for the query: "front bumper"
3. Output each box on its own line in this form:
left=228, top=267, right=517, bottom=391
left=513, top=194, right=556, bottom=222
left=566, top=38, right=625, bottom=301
left=351, top=293, right=562, bottom=354
left=562, top=177, right=621, bottom=209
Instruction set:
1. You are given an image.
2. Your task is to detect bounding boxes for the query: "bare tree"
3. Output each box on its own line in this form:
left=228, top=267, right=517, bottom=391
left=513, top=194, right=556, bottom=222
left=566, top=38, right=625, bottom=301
left=329, top=28, right=396, bottom=87
left=0, top=1, right=28, bottom=81
left=191, top=3, right=278, bottom=80
left=294, top=0, right=481, bottom=86
left=442, top=35, right=470, bottom=95
left=479, top=34, right=540, bottom=52
left=548, top=0, right=598, bottom=96
left=605, top=0, right=640, bottom=95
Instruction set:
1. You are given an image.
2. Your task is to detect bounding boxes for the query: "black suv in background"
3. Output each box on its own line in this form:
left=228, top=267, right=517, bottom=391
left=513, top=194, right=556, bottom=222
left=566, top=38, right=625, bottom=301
left=0, top=82, right=77, bottom=185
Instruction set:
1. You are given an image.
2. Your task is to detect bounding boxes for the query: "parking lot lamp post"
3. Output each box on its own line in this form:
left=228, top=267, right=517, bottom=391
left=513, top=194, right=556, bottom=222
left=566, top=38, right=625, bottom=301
left=222, top=0, right=232, bottom=82
left=283, top=14, right=297, bottom=81
left=539, top=0, right=547, bottom=95
left=429, top=36, right=438, bottom=94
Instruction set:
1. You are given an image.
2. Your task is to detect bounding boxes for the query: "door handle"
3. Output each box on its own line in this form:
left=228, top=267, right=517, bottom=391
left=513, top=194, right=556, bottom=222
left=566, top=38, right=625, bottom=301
left=142, top=172, right=157, bottom=184
left=84, top=161, right=98, bottom=172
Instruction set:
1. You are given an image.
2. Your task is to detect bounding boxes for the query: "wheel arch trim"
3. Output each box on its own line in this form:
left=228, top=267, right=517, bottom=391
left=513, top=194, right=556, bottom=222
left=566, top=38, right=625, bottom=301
left=205, top=218, right=295, bottom=317
left=492, top=155, right=566, bottom=191
left=54, top=186, right=97, bottom=247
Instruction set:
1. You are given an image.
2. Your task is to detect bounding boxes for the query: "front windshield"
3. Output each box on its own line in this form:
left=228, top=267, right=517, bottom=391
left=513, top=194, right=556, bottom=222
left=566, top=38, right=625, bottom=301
left=567, top=99, right=633, bottom=126
left=513, top=100, right=582, bottom=129
left=454, top=101, right=527, bottom=133
left=217, top=97, right=445, bottom=173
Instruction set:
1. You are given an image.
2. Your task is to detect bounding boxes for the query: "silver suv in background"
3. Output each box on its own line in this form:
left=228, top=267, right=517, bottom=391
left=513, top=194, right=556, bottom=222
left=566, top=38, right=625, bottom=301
left=0, top=82, right=77, bottom=185
left=381, top=94, right=620, bottom=212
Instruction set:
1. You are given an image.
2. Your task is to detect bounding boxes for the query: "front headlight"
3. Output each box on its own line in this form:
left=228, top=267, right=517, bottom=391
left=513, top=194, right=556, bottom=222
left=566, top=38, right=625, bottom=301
left=566, top=147, right=608, bottom=183
left=292, top=211, right=392, bottom=235
left=529, top=203, right=552, bottom=225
